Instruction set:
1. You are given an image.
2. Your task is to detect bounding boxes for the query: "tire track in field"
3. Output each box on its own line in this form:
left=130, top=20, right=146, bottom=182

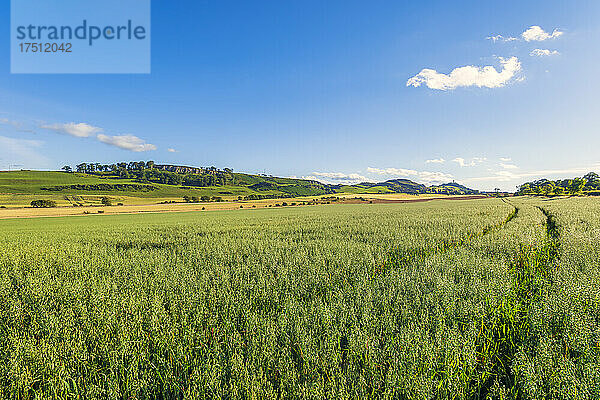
left=469, top=204, right=561, bottom=399
left=380, top=200, right=518, bottom=273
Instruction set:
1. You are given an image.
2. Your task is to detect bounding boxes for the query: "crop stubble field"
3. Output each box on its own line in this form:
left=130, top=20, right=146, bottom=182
left=0, top=197, right=599, bottom=398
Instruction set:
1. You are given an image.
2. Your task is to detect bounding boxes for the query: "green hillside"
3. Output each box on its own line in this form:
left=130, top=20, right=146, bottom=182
left=0, top=163, right=478, bottom=207
left=335, top=179, right=478, bottom=195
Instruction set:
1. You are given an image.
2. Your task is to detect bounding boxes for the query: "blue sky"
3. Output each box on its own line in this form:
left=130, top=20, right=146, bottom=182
left=1, top=0, right=599, bottom=191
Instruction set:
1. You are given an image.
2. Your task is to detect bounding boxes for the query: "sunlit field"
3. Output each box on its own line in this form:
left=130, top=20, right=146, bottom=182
left=1, top=198, right=599, bottom=398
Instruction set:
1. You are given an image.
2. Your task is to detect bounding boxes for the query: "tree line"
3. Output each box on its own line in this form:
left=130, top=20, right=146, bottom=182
left=515, top=172, right=599, bottom=196
left=61, top=161, right=237, bottom=188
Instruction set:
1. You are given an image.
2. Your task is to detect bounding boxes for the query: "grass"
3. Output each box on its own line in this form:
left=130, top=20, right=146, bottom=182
left=0, top=198, right=599, bottom=398
left=0, top=171, right=323, bottom=206
left=0, top=171, right=477, bottom=208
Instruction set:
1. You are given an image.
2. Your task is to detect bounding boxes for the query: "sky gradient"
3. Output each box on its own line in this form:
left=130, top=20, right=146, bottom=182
left=1, top=0, right=599, bottom=191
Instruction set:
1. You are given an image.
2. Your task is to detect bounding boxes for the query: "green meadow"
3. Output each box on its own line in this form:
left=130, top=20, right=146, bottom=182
left=1, top=198, right=599, bottom=398
left=0, top=171, right=306, bottom=207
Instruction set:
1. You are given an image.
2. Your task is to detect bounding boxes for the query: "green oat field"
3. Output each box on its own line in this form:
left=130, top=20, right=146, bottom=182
left=1, top=197, right=599, bottom=398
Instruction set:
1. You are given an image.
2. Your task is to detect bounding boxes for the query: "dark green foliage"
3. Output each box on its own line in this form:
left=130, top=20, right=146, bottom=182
left=516, top=172, right=600, bottom=196
left=30, top=199, right=57, bottom=208
left=42, top=184, right=157, bottom=192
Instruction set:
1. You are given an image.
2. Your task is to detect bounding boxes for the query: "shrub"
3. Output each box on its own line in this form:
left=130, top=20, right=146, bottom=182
left=31, top=200, right=57, bottom=208
left=101, top=197, right=113, bottom=206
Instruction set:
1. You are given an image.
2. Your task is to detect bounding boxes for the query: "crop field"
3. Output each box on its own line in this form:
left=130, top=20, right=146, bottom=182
left=0, top=197, right=599, bottom=398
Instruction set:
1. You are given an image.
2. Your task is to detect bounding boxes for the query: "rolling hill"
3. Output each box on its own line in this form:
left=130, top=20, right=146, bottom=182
left=0, top=164, right=479, bottom=207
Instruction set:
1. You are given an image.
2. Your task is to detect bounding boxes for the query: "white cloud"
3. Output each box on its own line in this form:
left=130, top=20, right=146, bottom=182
left=453, top=158, right=470, bottom=167
left=97, top=134, right=157, bottom=152
left=486, top=35, right=518, bottom=42
left=426, top=158, right=445, bottom=164
left=499, top=157, right=512, bottom=162
left=41, top=122, right=102, bottom=138
left=367, top=167, right=453, bottom=184
left=530, top=48, right=560, bottom=57
left=452, top=157, right=487, bottom=167
left=500, top=163, right=519, bottom=169
left=415, top=171, right=454, bottom=184
left=522, top=26, right=563, bottom=42
left=464, top=163, right=600, bottom=184
left=407, top=57, right=521, bottom=90
left=305, top=172, right=370, bottom=185
left=167, top=148, right=178, bottom=153
left=367, top=167, right=417, bottom=176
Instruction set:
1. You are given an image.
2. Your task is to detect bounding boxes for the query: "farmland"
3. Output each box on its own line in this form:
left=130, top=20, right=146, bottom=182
left=1, top=197, right=599, bottom=398
left=0, top=169, right=479, bottom=208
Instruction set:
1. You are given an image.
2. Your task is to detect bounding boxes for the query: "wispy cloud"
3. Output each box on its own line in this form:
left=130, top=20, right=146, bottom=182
left=41, top=122, right=102, bottom=138
left=303, top=172, right=370, bottom=185
left=367, top=167, right=417, bottom=176
left=499, top=157, right=512, bottom=162
left=97, top=134, right=157, bottom=152
left=530, top=48, right=560, bottom=57
left=426, top=158, right=445, bottom=164
left=167, top=148, right=178, bottom=153
left=522, top=26, right=563, bottom=42
left=0, top=117, right=37, bottom=133
left=452, top=157, right=487, bottom=167
left=407, top=57, right=521, bottom=90
left=367, top=167, right=453, bottom=184
left=486, top=35, right=518, bottom=42
left=464, top=164, right=600, bottom=183
left=0, top=135, right=49, bottom=169
left=500, top=163, right=519, bottom=169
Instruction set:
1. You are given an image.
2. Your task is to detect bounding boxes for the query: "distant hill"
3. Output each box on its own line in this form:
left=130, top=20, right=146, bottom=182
left=0, top=162, right=479, bottom=205
left=334, top=179, right=478, bottom=195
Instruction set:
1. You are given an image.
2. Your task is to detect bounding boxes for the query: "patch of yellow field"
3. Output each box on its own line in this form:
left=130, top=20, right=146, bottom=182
left=0, top=193, right=486, bottom=219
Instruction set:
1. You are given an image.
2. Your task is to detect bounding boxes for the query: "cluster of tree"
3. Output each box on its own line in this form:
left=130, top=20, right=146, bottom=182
left=62, top=161, right=237, bottom=188
left=516, top=172, right=599, bottom=196
left=42, top=184, right=157, bottom=192
left=31, top=200, right=57, bottom=208
left=63, top=161, right=158, bottom=174
left=242, top=193, right=296, bottom=200
left=183, top=195, right=223, bottom=203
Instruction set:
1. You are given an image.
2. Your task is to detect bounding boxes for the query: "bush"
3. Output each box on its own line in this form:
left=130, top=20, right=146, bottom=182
left=101, top=197, right=113, bottom=206
left=117, top=203, right=124, bottom=206
left=31, top=200, right=57, bottom=208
